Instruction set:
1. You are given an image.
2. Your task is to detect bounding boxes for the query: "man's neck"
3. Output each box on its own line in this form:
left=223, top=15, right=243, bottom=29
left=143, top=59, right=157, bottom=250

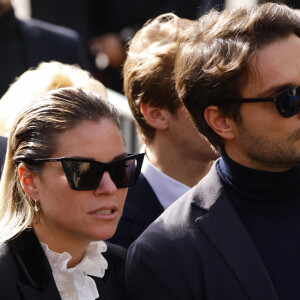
left=145, top=142, right=213, bottom=187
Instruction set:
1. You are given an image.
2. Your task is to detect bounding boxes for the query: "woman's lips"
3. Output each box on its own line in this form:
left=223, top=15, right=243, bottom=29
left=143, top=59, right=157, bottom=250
left=94, top=209, right=113, bottom=215
left=89, top=206, right=119, bottom=219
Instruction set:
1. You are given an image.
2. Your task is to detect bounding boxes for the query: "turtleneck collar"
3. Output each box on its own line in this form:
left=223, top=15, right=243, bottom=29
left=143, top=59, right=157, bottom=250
left=217, top=149, right=300, bottom=217
left=0, top=7, right=17, bottom=38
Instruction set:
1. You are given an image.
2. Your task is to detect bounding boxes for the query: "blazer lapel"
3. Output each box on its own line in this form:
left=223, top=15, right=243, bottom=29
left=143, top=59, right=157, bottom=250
left=18, top=282, right=61, bottom=300
left=193, top=162, right=279, bottom=300
left=9, top=229, right=61, bottom=300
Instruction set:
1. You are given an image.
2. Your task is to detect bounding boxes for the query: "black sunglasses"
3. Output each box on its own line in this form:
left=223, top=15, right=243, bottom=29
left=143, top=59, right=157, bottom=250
left=230, top=86, right=300, bottom=118
left=30, top=153, right=145, bottom=191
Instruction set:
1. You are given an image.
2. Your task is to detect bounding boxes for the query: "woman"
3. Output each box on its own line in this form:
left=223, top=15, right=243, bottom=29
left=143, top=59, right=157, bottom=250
left=0, top=87, right=144, bottom=300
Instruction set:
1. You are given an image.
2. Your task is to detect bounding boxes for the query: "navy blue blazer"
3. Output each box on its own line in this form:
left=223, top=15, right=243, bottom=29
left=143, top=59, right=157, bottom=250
left=17, top=18, right=89, bottom=70
left=109, top=173, right=164, bottom=248
left=126, top=161, right=279, bottom=300
left=0, top=229, right=126, bottom=300
left=0, top=10, right=90, bottom=97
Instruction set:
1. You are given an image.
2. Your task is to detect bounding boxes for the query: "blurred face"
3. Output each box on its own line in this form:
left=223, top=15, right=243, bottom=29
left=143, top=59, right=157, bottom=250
left=226, top=33, right=300, bottom=171
left=33, top=119, right=127, bottom=245
left=0, top=0, right=11, bottom=15
left=170, top=105, right=219, bottom=161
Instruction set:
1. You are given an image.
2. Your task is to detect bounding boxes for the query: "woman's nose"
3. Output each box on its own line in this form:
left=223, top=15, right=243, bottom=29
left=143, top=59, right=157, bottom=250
left=94, top=171, right=117, bottom=195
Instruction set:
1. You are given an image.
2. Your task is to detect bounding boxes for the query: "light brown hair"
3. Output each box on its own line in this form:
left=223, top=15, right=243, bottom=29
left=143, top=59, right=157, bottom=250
left=123, top=13, right=194, bottom=144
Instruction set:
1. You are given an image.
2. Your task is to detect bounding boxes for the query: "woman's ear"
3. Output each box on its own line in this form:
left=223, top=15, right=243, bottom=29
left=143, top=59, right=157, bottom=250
left=18, top=163, right=39, bottom=199
left=140, top=102, right=169, bottom=130
left=204, top=105, right=236, bottom=140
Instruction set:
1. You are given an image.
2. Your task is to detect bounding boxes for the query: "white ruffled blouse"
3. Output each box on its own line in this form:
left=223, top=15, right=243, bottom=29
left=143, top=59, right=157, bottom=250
left=41, top=241, right=108, bottom=300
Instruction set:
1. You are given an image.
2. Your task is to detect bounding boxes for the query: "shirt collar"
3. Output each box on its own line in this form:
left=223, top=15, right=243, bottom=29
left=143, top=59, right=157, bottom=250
left=141, top=149, right=190, bottom=210
left=41, top=241, right=108, bottom=300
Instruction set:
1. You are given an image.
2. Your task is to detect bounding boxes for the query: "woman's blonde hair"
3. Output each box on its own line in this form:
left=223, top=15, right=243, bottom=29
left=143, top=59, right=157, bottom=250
left=0, top=61, right=108, bottom=136
left=0, top=87, right=121, bottom=244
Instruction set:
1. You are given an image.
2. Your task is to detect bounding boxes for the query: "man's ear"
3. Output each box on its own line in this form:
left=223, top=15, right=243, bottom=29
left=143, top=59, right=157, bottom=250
left=140, top=102, right=169, bottom=130
left=18, top=163, right=39, bottom=199
left=204, top=105, right=236, bottom=140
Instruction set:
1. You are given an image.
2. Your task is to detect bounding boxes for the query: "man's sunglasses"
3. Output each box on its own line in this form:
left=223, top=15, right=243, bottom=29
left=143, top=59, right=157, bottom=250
left=30, top=153, right=145, bottom=191
left=229, top=86, right=300, bottom=118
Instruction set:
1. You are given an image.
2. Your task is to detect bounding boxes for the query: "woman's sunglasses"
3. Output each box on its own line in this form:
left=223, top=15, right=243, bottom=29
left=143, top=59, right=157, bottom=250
left=230, top=86, right=300, bottom=118
left=30, top=153, right=145, bottom=191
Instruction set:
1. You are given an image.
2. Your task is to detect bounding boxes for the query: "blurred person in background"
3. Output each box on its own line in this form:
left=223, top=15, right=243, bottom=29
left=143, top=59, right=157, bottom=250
left=0, top=87, right=144, bottom=299
left=30, top=0, right=225, bottom=93
left=109, top=13, right=219, bottom=248
left=0, top=0, right=89, bottom=98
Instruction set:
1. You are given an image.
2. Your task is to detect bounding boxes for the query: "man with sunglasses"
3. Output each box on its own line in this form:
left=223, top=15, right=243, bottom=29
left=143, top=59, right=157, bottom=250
left=126, top=3, right=300, bottom=300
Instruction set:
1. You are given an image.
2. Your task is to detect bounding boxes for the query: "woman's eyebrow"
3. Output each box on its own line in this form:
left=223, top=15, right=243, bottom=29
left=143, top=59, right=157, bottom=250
left=67, top=152, right=128, bottom=162
left=111, top=153, right=129, bottom=161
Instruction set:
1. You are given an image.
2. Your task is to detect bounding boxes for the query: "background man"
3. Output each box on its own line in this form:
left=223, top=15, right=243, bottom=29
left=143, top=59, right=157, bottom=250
left=0, top=0, right=89, bottom=97
left=109, top=13, right=218, bottom=248
left=126, top=3, right=300, bottom=299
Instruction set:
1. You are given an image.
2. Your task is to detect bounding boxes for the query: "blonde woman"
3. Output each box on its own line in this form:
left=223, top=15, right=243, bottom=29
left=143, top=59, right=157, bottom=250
left=0, top=87, right=144, bottom=300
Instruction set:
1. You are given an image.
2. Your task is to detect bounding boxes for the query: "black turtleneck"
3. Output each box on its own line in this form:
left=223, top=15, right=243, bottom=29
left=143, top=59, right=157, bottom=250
left=0, top=8, right=27, bottom=97
left=217, top=149, right=300, bottom=300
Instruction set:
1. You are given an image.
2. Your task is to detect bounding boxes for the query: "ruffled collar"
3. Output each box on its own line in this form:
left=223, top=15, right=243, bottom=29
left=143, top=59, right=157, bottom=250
left=41, top=241, right=108, bottom=300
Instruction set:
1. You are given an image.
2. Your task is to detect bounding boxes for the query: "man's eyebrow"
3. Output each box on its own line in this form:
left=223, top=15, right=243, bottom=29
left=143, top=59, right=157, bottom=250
left=258, top=83, right=294, bottom=98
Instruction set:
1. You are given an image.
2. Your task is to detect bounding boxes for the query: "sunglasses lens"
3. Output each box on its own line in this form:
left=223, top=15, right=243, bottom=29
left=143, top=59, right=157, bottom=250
left=63, top=160, right=102, bottom=190
left=62, top=154, right=144, bottom=190
left=109, top=158, right=139, bottom=188
left=276, top=88, right=300, bottom=117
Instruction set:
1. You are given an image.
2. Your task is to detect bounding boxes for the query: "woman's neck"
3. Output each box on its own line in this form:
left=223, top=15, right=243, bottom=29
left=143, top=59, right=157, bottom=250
left=33, top=221, right=89, bottom=268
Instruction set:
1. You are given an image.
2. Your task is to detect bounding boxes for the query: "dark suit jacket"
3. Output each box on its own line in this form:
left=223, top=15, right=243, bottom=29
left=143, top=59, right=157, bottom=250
left=0, top=136, right=7, bottom=173
left=0, top=10, right=90, bottom=97
left=109, top=173, right=164, bottom=248
left=126, top=161, right=279, bottom=300
left=17, top=18, right=90, bottom=71
left=0, top=229, right=126, bottom=300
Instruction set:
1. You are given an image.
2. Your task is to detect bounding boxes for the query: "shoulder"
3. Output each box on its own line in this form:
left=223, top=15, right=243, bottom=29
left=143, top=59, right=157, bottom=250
left=0, top=242, right=22, bottom=298
left=128, top=161, right=224, bottom=247
left=0, top=242, right=17, bottom=273
left=17, top=18, right=81, bottom=43
left=124, top=173, right=162, bottom=217
left=126, top=173, right=156, bottom=202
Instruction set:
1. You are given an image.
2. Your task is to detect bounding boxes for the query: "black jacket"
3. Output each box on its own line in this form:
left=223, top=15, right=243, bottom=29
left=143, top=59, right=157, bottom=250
left=0, top=229, right=126, bottom=300
left=126, top=160, right=279, bottom=300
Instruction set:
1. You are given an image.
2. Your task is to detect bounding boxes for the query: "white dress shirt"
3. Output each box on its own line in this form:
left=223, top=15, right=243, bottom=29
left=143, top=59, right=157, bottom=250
left=141, top=152, right=190, bottom=210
